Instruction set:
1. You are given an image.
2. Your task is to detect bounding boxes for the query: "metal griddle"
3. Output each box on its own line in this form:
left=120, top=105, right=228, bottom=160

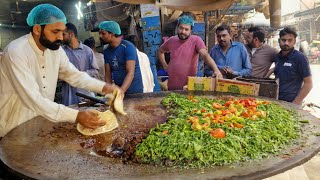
left=1, top=91, right=320, bottom=180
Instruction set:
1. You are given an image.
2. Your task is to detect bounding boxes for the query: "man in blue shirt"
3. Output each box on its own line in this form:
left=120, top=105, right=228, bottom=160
left=273, top=27, right=312, bottom=105
left=205, top=25, right=251, bottom=79
left=62, top=23, right=100, bottom=105
left=99, top=21, right=143, bottom=94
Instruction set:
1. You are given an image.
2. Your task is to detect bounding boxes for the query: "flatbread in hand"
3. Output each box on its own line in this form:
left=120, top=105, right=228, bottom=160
left=77, top=110, right=119, bottom=136
left=113, top=88, right=127, bottom=115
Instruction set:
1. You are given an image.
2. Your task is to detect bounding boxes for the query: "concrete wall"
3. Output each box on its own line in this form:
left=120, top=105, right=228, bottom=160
left=0, top=27, right=29, bottom=50
left=62, top=3, right=91, bottom=43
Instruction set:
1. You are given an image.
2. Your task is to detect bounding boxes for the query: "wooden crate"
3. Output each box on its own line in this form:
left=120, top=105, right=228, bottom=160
left=235, top=77, right=279, bottom=99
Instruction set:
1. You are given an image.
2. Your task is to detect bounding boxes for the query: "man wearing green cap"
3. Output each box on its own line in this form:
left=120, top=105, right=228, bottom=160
left=99, top=21, right=143, bottom=94
left=158, top=15, right=222, bottom=90
left=0, top=4, right=119, bottom=137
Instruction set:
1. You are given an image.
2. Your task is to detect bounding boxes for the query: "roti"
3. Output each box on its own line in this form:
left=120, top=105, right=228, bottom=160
left=106, top=88, right=127, bottom=115
left=77, top=110, right=119, bottom=136
left=113, top=88, right=127, bottom=115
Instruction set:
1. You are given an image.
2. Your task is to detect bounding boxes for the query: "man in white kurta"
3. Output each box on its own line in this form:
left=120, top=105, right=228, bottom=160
left=0, top=4, right=118, bottom=137
left=136, top=49, right=155, bottom=92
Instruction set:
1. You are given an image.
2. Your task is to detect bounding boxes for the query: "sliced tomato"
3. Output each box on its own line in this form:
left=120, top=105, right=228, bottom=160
left=212, top=103, right=223, bottom=109
left=247, top=109, right=254, bottom=116
left=210, top=128, right=226, bottom=138
left=248, top=101, right=257, bottom=107
left=242, top=111, right=250, bottom=118
left=228, top=107, right=237, bottom=113
left=213, top=113, right=219, bottom=118
left=205, top=113, right=212, bottom=118
left=234, top=122, right=244, bottom=128
left=248, top=106, right=257, bottom=111
left=222, top=110, right=229, bottom=116
left=233, top=100, right=240, bottom=105
left=201, top=108, right=207, bottom=113
left=224, top=101, right=233, bottom=107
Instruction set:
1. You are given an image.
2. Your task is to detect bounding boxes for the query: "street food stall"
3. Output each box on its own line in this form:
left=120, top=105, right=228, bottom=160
left=1, top=0, right=319, bottom=179
left=1, top=91, right=320, bottom=179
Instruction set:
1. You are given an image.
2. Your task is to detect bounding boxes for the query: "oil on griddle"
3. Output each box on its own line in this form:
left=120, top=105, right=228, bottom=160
left=37, top=96, right=167, bottom=163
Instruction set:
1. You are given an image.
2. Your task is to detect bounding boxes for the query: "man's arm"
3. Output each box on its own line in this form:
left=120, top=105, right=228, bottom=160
left=3, top=48, right=79, bottom=123
left=265, top=67, right=275, bottom=78
left=104, top=64, right=112, bottom=84
left=121, top=60, right=135, bottom=93
left=292, top=76, right=313, bottom=105
left=158, top=48, right=168, bottom=70
left=199, top=49, right=222, bottom=78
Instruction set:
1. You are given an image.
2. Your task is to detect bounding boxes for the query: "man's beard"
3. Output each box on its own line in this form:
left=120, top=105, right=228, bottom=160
left=39, top=32, right=62, bottom=50
left=178, top=33, right=190, bottom=40
left=280, top=45, right=294, bottom=51
left=63, top=38, right=71, bottom=46
left=100, top=37, right=107, bottom=45
left=100, top=37, right=109, bottom=45
left=246, top=41, right=253, bottom=48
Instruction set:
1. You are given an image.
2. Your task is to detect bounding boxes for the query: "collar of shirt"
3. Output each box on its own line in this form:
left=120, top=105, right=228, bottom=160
left=251, top=48, right=257, bottom=55
left=27, top=33, right=45, bottom=56
left=106, top=39, right=126, bottom=51
left=257, top=43, right=267, bottom=50
left=278, top=49, right=295, bottom=59
left=252, top=43, right=267, bottom=55
left=63, top=41, right=84, bottom=51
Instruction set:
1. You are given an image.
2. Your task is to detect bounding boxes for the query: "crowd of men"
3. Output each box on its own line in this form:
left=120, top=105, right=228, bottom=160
left=160, top=15, right=312, bottom=106
left=0, top=4, right=313, bottom=138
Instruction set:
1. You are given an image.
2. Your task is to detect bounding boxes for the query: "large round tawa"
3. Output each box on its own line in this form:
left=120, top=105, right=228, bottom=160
left=1, top=92, right=320, bottom=180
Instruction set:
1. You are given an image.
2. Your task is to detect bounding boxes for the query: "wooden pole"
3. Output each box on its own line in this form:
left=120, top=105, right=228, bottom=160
left=269, top=0, right=281, bottom=28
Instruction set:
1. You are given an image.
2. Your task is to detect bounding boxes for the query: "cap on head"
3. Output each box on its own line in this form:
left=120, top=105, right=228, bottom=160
left=98, top=21, right=121, bottom=35
left=177, top=15, right=194, bottom=27
left=26, top=4, right=67, bottom=26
